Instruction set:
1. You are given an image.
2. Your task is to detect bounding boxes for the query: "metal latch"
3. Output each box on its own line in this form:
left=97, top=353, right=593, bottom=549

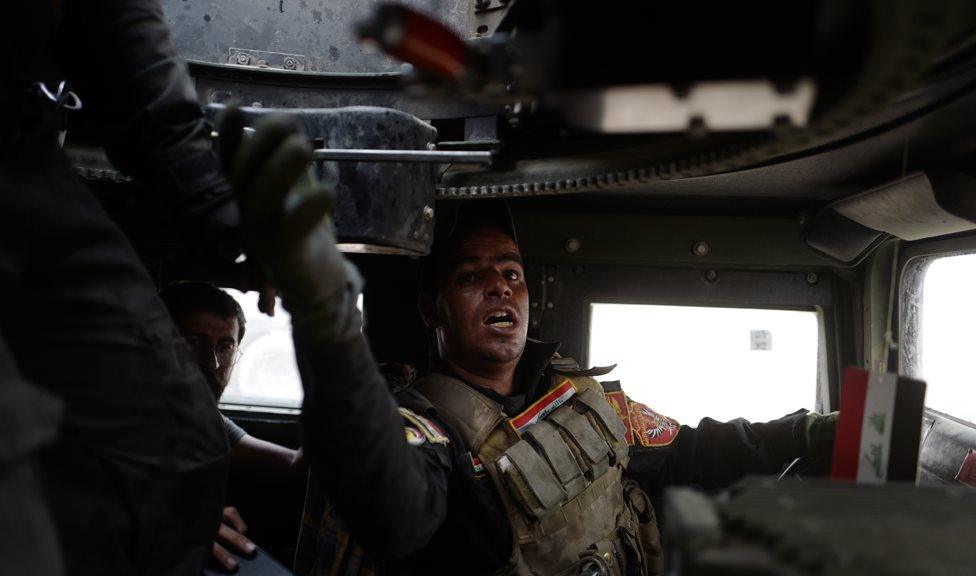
left=228, top=48, right=307, bottom=71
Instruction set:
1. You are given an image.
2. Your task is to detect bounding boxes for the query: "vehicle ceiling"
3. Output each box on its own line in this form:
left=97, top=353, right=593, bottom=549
left=73, top=1, right=976, bottom=255
left=157, top=1, right=976, bottom=217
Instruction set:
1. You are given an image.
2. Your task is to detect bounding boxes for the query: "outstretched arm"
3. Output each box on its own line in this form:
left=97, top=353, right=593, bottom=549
left=220, top=109, right=451, bottom=558
left=626, top=409, right=810, bottom=495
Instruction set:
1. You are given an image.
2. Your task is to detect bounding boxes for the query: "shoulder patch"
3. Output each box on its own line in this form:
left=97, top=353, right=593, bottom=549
left=628, top=401, right=680, bottom=447
left=405, top=426, right=427, bottom=446
left=398, top=407, right=449, bottom=445
left=604, top=391, right=680, bottom=447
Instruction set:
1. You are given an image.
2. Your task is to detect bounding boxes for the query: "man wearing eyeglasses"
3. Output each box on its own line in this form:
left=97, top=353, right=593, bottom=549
left=161, top=282, right=247, bottom=401
left=161, top=282, right=303, bottom=573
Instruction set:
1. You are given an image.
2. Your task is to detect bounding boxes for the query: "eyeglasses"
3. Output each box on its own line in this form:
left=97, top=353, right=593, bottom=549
left=185, top=336, right=242, bottom=367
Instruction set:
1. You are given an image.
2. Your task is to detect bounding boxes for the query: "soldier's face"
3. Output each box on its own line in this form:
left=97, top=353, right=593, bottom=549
left=173, top=311, right=240, bottom=399
left=429, top=226, right=529, bottom=370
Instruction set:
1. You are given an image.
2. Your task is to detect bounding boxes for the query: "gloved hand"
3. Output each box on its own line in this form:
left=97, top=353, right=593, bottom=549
left=218, top=106, right=362, bottom=342
left=804, top=411, right=838, bottom=457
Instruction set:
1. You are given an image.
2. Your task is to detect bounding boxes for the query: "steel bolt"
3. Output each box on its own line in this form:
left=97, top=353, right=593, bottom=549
left=546, top=276, right=555, bottom=283
left=564, top=238, right=581, bottom=253
left=546, top=302, right=554, bottom=310
left=423, top=205, right=434, bottom=220
left=806, top=272, right=819, bottom=285
left=704, top=269, right=718, bottom=283
left=236, top=53, right=251, bottom=65
left=531, top=302, right=538, bottom=309
left=283, top=57, right=297, bottom=70
left=692, top=241, right=710, bottom=257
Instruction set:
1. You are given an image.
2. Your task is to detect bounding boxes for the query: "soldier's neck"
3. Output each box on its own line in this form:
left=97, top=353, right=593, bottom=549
left=445, top=359, right=518, bottom=397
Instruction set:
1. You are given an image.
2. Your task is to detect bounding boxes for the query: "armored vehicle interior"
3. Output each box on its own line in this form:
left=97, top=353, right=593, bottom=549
left=66, top=0, right=976, bottom=571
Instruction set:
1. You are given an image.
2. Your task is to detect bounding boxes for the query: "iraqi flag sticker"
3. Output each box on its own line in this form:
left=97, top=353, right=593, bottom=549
left=508, top=378, right=577, bottom=436
left=830, top=367, right=926, bottom=483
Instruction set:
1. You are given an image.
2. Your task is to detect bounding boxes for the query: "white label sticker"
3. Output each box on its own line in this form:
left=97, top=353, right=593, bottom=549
left=750, top=330, right=773, bottom=351
left=857, top=371, right=898, bottom=484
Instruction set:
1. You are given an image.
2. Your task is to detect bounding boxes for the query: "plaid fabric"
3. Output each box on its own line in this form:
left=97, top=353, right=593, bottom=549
left=294, top=471, right=386, bottom=576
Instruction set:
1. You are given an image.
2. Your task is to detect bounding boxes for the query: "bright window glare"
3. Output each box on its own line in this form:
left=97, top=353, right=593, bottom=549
left=221, top=289, right=303, bottom=408
left=920, top=254, right=976, bottom=424
left=589, top=303, right=818, bottom=425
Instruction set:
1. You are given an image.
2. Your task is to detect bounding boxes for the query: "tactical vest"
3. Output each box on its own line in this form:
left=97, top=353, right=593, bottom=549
left=411, top=363, right=661, bottom=576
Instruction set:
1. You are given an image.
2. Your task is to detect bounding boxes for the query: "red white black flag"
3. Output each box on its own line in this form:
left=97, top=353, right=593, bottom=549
left=830, top=367, right=926, bottom=483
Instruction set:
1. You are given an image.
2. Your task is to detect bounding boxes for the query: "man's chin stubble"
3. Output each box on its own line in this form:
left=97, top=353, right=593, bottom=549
left=479, top=342, right=525, bottom=365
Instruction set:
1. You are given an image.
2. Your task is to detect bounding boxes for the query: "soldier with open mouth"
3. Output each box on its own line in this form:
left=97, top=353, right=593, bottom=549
left=221, top=111, right=836, bottom=576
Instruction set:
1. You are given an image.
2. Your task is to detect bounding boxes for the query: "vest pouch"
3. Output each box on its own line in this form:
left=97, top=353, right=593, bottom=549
left=549, top=405, right=613, bottom=480
left=616, top=526, right=645, bottom=576
left=574, top=388, right=631, bottom=465
left=623, top=479, right=663, bottom=576
left=498, top=440, right=566, bottom=520
left=523, top=420, right=588, bottom=500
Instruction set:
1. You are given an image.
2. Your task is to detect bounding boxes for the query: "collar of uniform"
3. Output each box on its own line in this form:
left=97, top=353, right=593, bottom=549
left=516, top=338, right=561, bottom=402
left=430, top=339, right=561, bottom=413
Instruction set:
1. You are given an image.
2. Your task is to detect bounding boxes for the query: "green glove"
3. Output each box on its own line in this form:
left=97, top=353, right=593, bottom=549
left=804, top=411, right=838, bottom=457
left=218, top=107, right=361, bottom=342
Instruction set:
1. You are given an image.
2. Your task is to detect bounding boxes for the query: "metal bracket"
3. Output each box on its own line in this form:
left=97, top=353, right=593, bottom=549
left=228, top=47, right=307, bottom=71
left=311, top=148, right=492, bottom=164
left=471, top=0, right=511, bottom=37
left=209, top=129, right=493, bottom=165
left=474, top=0, right=510, bottom=14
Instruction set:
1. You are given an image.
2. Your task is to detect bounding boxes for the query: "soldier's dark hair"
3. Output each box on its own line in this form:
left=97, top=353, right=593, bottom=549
left=418, top=199, right=519, bottom=295
left=160, top=282, right=247, bottom=342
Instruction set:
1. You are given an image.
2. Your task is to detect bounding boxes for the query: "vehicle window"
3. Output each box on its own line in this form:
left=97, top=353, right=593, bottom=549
left=220, top=289, right=303, bottom=409
left=219, top=290, right=364, bottom=409
left=903, top=253, right=976, bottom=424
left=589, top=303, right=819, bottom=425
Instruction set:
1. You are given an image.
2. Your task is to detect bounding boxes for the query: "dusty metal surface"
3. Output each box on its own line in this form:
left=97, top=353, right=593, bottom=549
left=697, top=478, right=976, bottom=575
left=663, top=478, right=976, bottom=575
left=162, top=0, right=477, bottom=74
left=187, top=60, right=494, bottom=121
left=153, top=0, right=976, bottom=207
left=205, top=105, right=438, bottom=255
